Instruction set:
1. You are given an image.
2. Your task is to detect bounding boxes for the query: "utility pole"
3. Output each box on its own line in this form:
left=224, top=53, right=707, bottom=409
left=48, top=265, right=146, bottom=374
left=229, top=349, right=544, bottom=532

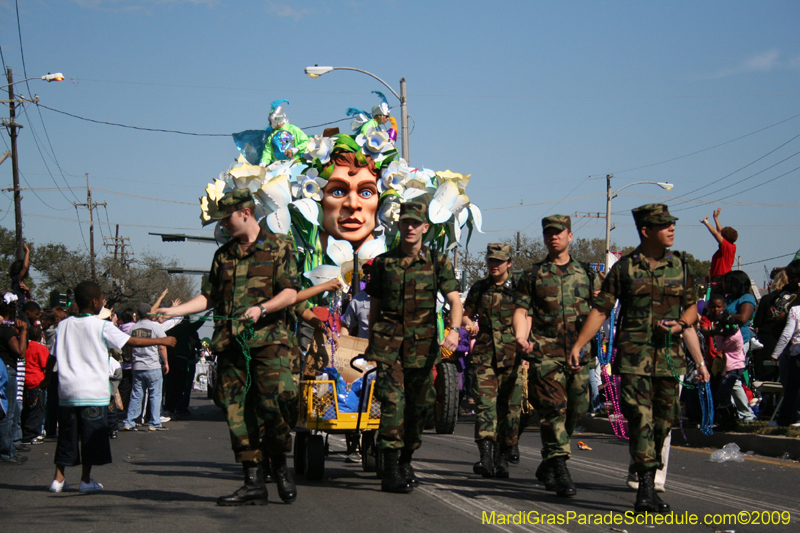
left=104, top=225, right=133, bottom=268
left=74, top=173, right=106, bottom=280
left=6, top=68, right=27, bottom=259
left=604, top=174, right=613, bottom=274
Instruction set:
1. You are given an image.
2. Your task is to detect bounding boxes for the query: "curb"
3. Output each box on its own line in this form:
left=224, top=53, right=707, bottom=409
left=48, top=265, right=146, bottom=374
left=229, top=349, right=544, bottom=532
left=579, top=415, right=800, bottom=460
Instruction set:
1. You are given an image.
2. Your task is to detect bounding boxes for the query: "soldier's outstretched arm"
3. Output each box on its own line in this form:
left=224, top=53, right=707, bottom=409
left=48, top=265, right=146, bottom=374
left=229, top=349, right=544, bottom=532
left=240, top=288, right=298, bottom=322
left=157, top=294, right=214, bottom=318
left=568, top=308, right=608, bottom=370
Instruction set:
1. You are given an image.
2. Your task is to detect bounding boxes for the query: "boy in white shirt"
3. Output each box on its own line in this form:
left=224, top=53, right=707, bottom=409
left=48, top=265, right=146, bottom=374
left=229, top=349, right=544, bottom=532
left=49, top=281, right=176, bottom=493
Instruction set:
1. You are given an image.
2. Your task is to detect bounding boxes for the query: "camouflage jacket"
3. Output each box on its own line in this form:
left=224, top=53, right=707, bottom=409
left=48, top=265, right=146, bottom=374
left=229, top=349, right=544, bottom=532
left=594, top=247, right=696, bottom=377
left=202, top=229, right=300, bottom=353
left=515, top=258, right=601, bottom=361
left=463, top=276, right=518, bottom=367
left=366, top=245, right=458, bottom=368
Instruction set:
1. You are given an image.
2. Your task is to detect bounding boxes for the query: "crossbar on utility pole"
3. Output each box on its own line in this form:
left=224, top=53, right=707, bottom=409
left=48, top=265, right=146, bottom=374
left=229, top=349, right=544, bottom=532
left=74, top=173, right=106, bottom=280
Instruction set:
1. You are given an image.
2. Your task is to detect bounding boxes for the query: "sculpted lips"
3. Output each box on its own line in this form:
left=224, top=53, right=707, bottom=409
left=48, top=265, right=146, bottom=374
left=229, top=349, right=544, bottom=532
left=339, top=216, right=364, bottom=230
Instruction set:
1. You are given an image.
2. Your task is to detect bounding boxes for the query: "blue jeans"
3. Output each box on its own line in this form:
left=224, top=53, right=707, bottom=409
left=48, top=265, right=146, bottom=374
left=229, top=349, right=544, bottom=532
left=0, top=364, right=18, bottom=459
left=123, top=369, right=163, bottom=429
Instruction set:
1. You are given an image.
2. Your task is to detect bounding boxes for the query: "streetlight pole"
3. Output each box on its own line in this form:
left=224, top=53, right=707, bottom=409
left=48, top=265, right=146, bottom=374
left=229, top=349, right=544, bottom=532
left=596, top=174, right=674, bottom=272
left=305, top=66, right=410, bottom=163
left=2, top=68, right=64, bottom=258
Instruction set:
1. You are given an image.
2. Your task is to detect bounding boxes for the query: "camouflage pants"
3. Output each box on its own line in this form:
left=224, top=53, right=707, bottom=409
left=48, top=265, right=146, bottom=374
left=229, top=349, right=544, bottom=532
left=528, top=357, right=591, bottom=460
left=215, top=344, right=297, bottom=463
left=473, top=361, right=523, bottom=446
left=373, top=359, right=436, bottom=451
left=619, top=373, right=680, bottom=473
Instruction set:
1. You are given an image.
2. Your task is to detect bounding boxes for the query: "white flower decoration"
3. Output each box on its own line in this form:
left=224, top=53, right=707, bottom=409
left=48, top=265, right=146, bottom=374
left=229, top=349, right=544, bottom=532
left=379, top=159, right=412, bottom=195
left=291, top=168, right=328, bottom=202
left=303, top=135, right=334, bottom=164
left=356, top=127, right=393, bottom=163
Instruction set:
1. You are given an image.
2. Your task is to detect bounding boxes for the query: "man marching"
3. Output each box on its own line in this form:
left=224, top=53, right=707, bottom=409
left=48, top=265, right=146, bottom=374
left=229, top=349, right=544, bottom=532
left=513, top=215, right=600, bottom=497
left=158, top=189, right=300, bottom=506
left=366, top=201, right=463, bottom=493
left=569, top=204, right=699, bottom=514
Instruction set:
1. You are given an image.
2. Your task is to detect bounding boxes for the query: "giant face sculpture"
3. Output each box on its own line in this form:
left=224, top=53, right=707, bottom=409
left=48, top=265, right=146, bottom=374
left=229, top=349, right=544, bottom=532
left=321, top=151, right=379, bottom=251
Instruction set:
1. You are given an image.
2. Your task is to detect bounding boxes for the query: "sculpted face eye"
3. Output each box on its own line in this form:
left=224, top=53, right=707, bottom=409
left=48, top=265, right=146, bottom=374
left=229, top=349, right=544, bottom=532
left=330, top=187, right=346, bottom=198
left=360, top=189, right=374, bottom=199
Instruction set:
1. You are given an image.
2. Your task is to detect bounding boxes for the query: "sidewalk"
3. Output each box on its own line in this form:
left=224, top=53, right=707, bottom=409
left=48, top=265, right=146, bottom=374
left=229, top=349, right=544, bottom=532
left=580, top=414, right=800, bottom=459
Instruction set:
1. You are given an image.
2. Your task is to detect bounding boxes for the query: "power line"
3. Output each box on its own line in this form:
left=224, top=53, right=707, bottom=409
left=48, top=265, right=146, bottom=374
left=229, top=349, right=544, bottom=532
left=671, top=164, right=800, bottom=213
left=38, top=104, right=352, bottom=137
left=668, top=133, right=800, bottom=206
left=738, top=253, right=795, bottom=267
left=611, top=110, right=800, bottom=175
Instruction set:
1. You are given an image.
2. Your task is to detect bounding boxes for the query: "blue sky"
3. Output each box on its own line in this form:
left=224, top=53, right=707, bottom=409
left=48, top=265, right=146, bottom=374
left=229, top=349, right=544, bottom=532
left=1, top=0, right=799, bottom=289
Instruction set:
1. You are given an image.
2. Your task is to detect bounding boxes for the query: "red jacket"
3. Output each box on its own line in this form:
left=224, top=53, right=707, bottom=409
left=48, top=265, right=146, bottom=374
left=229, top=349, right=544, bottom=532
left=24, top=340, right=50, bottom=388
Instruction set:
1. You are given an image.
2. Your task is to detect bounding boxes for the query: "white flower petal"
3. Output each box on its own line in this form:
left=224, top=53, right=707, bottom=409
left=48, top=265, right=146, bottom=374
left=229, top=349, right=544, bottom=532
left=456, top=205, right=470, bottom=228
left=303, top=265, right=342, bottom=286
left=453, top=220, right=462, bottom=243
left=290, top=198, right=320, bottom=225
left=326, top=236, right=354, bottom=266
left=266, top=207, right=291, bottom=234
left=255, top=180, right=291, bottom=212
left=469, top=204, right=484, bottom=234
left=402, top=188, right=427, bottom=201
left=428, top=181, right=460, bottom=224
left=357, top=236, right=386, bottom=261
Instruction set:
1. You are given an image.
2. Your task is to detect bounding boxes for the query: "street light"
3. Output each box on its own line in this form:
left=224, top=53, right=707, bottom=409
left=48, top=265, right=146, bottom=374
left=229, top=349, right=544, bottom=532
left=598, top=174, right=674, bottom=272
left=3, top=68, right=64, bottom=258
left=304, top=65, right=410, bottom=163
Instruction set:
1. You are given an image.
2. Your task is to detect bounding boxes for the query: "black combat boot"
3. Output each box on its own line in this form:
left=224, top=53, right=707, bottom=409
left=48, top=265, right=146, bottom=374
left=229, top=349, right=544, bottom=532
left=494, top=443, right=510, bottom=479
left=535, top=459, right=556, bottom=491
left=398, top=448, right=419, bottom=488
left=634, top=469, right=658, bottom=514
left=271, top=454, right=297, bottom=503
left=508, top=442, right=520, bottom=465
left=553, top=456, right=576, bottom=497
left=216, top=462, right=268, bottom=506
left=381, top=449, right=413, bottom=493
left=472, top=439, right=495, bottom=478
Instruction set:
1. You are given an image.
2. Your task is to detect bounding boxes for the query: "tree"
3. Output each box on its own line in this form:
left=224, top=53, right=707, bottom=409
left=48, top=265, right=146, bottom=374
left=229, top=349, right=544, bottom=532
left=30, top=242, right=196, bottom=310
left=458, top=234, right=619, bottom=288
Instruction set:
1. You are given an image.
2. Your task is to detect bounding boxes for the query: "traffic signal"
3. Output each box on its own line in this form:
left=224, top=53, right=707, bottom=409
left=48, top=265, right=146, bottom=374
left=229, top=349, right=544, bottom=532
left=49, top=289, right=73, bottom=308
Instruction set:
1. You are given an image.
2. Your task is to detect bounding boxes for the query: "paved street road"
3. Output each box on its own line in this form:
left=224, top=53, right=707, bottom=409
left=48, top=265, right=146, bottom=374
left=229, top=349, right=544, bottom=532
left=1, top=393, right=798, bottom=533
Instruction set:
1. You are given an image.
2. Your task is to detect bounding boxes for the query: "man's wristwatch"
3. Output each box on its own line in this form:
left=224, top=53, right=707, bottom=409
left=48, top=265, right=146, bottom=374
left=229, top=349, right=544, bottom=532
left=450, top=326, right=461, bottom=334
left=697, top=361, right=706, bottom=367
left=259, top=304, right=268, bottom=319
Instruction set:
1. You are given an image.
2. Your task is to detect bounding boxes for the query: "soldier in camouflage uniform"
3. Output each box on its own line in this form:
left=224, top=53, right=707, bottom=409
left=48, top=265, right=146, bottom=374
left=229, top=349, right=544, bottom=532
left=570, top=204, right=698, bottom=514
left=158, top=189, right=300, bottom=506
left=366, top=201, right=463, bottom=493
left=513, top=215, right=600, bottom=497
left=462, top=243, right=522, bottom=479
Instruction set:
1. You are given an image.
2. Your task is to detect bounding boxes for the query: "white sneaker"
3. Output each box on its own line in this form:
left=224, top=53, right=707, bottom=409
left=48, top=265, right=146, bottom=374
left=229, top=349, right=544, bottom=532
left=78, top=478, right=103, bottom=492
left=750, top=337, right=765, bottom=350
left=626, top=471, right=638, bottom=490
left=49, top=480, right=69, bottom=492
left=160, top=416, right=171, bottom=423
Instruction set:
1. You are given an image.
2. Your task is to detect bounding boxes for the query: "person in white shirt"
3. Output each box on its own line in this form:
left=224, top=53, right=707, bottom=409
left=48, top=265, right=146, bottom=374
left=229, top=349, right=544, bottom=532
left=50, top=281, right=175, bottom=493
left=122, top=303, right=179, bottom=432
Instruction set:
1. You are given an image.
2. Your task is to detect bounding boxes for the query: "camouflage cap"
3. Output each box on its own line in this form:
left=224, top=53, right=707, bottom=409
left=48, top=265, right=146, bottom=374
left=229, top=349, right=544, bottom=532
left=632, top=203, right=678, bottom=228
left=542, top=214, right=571, bottom=232
left=399, top=201, right=429, bottom=223
left=486, top=243, right=513, bottom=261
left=210, top=189, right=256, bottom=222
